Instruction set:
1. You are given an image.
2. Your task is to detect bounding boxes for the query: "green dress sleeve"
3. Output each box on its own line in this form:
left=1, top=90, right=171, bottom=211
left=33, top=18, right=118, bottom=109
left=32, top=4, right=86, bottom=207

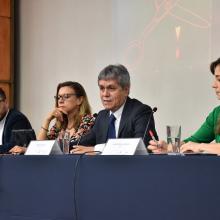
left=184, top=106, right=220, bottom=143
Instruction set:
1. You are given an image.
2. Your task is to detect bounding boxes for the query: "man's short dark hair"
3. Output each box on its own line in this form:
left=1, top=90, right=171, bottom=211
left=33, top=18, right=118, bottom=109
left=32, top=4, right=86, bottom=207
left=210, top=58, right=220, bottom=74
left=0, top=88, right=6, bottom=101
left=98, top=64, right=130, bottom=89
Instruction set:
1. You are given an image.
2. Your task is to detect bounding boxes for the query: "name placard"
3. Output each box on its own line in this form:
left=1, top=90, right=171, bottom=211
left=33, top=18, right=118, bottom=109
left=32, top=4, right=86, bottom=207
left=102, top=138, right=148, bottom=155
left=94, top=143, right=106, bottom=152
left=25, top=140, right=63, bottom=155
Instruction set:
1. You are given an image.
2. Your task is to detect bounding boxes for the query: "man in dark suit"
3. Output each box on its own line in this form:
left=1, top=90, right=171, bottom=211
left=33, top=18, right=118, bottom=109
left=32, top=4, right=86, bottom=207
left=0, top=88, right=34, bottom=154
left=71, top=64, right=158, bottom=153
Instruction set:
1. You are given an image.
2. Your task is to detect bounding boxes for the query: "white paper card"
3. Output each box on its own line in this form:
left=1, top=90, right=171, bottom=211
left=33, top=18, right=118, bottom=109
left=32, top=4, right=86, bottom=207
left=102, top=138, right=148, bottom=155
left=25, top=140, right=63, bottom=155
left=94, top=143, right=106, bottom=153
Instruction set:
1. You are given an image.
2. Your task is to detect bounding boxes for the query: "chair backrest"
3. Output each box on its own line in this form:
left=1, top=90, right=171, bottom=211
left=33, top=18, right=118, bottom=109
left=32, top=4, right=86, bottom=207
left=11, top=129, right=36, bottom=147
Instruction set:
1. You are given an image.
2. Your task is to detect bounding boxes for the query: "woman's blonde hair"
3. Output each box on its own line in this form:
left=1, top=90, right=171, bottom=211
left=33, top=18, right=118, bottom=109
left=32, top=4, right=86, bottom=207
left=55, top=81, right=92, bottom=129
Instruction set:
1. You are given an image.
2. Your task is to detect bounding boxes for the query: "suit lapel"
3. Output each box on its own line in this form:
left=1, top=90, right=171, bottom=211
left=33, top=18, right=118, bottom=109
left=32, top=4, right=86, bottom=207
left=118, top=98, right=130, bottom=137
left=102, top=111, right=110, bottom=141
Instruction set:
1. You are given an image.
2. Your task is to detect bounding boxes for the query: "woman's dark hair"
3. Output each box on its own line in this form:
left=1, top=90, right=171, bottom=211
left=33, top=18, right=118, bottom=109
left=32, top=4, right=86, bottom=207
left=210, top=58, right=220, bottom=75
left=216, top=118, right=220, bottom=134
left=210, top=58, right=220, bottom=134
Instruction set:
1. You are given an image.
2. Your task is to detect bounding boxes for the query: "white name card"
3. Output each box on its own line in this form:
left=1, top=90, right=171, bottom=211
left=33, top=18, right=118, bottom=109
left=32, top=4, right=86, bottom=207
left=102, top=138, right=148, bottom=155
left=94, top=143, right=106, bottom=153
left=25, top=140, right=63, bottom=155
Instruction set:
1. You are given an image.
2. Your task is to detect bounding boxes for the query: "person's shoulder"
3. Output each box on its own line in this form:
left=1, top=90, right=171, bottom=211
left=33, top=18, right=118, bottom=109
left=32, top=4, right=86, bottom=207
left=90, top=110, right=108, bottom=123
left=82, top=114, right=94, bottom=119
left=7, top=109, right=29, bottom=122
left=126, top=97, right=151, bottom=110
left=9, top=108, right=26, bottom=117
left=81, top=114, right=96, bottom=123
left=96, top=109, right=109, bottom=116
left=210, top=105, right=220, bottom=117
left=212, top=105, right=220, bottom=112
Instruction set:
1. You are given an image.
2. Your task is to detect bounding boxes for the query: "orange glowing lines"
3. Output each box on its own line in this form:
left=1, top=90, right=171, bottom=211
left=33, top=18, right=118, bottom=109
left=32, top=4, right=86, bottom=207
left=123, top=0, right=211, bottom=70
left=175, top=26, right=181, bottom=41
left=175, top=26, right=181, bottom=59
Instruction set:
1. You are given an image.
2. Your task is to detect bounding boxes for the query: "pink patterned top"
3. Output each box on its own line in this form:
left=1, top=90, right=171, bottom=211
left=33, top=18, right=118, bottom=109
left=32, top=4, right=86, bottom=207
left=47, top=114, right=95, bottom=141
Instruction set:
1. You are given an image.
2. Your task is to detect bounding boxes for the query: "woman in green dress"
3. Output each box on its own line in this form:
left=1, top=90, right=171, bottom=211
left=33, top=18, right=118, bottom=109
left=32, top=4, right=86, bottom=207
left=148, top=57, right=220, bottom=154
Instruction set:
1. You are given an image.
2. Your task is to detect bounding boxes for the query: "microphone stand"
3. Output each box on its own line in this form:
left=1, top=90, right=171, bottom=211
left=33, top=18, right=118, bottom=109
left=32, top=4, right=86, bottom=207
left=142, top=107, right=157, bottom=142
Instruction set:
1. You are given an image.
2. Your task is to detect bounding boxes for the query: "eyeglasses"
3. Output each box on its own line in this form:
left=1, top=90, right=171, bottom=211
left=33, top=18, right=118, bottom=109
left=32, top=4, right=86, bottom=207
left=54, top=93, right=77, bottom=101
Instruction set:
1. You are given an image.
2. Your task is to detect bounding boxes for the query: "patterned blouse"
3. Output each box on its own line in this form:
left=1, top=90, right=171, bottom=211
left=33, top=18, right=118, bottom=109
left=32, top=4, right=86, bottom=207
left=47, top=114, right=95, bottom=141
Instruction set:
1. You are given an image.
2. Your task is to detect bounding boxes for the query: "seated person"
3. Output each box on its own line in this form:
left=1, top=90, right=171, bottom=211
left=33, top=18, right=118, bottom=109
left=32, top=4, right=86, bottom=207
left=11, top=81, right=95, bottom=154
left=70, top=64, right=158, bottom=154
left=38, top=81, right=95, bottom=141
left=148, top=58, right=220, bottom=154
left=0, top=88, right=34, bottom=154
left=38, top=81, right=95, bottom=142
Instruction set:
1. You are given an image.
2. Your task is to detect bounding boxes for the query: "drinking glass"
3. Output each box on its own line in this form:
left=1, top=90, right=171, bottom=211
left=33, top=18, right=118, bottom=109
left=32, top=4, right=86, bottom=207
left=166, top=125, right=181, bottom=153
left=58, top=131, right=70, bottom=154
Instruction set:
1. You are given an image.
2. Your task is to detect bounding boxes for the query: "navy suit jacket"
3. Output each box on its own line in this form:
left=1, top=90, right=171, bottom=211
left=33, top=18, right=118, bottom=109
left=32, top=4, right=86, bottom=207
left=78, top=97, right=158, bottom=147
left=0, top=109, right=34, bottom=153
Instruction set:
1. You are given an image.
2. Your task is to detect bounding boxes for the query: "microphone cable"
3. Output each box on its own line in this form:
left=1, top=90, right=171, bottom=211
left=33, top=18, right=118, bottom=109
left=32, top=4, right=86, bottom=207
left=73, top=150, right=102, bottom=220
left=72, top=112, right=99, bottom=219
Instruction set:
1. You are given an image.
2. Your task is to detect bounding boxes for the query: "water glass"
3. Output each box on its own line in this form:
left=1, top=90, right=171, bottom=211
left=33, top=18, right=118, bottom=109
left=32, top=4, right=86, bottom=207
left=166, top=125, right=181, bottom=153
left=58, top=131, right=70, bottom=154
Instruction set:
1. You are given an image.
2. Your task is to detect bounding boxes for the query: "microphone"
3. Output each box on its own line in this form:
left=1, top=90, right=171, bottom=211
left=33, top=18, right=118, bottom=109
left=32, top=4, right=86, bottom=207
left=93, top=113, right=98, bottom=118
left=142, top=107, right=157, bottom=142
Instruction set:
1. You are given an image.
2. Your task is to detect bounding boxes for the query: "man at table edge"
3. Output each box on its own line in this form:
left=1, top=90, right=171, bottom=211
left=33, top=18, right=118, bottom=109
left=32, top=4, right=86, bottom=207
left=70, top=64, right=158, bottom=154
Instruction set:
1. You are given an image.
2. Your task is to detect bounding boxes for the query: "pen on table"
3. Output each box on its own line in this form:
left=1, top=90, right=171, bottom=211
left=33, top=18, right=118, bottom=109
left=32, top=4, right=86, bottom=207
left=149, top=130, right=159, bottom=147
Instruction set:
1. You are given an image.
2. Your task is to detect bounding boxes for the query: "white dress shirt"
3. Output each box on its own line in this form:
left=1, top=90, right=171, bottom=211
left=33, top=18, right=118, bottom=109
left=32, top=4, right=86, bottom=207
left=0, top=110, right=9, bottom=145
left=110, top=102, right=125, bottom=138
left=94, top=102, right=126, bottom=152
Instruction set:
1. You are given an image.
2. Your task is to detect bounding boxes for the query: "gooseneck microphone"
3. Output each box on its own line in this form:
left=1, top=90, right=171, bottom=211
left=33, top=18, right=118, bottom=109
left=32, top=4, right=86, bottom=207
left=142, top=107, right=157, bottom=142
left=93, top=113, right=98, bottom=118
